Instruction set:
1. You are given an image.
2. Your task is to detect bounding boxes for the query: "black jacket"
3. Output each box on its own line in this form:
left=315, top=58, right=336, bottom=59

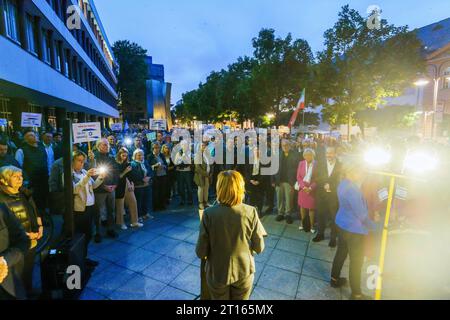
left=92, top=151, right=119, bottom=192
left=129, top=160, right=152, bottom=187
left=315, top=159, right=342, bottom=205
left=0, top=203, right=30, bottom=299
left=272, top=150, right=300, bottom=186
left=0, top=189, right=40, bottom=233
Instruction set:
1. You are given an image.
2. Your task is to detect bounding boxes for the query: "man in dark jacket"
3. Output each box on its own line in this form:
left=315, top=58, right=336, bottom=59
left=14, top=130, right=49, bottom=215
left=313, top=147, right=341, bottom=247
left=90, top=138, right=119, bottom=242
left=0, top=203, right=30, bottom=300
left=272, top=139, right=300, bottom=224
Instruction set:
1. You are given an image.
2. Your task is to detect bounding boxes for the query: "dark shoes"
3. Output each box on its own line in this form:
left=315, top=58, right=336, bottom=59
left=94, top=233, right=102, bottom=243
left=275, top=215, right=285, bottom=222
left=330, top=277, right=347, bottom=288
left=312, top=234, right=325, bottom=243
left=106, top=230, right=118, bottom=239
left=328, top=239, right=337, bottom=248
left=285, top=216, right=293, bottom=224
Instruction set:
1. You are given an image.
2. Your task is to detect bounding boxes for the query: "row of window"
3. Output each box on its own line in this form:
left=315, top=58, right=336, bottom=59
left=45, top=0, right=117, bottom=90
left=1, top=0, right=117, bottom=108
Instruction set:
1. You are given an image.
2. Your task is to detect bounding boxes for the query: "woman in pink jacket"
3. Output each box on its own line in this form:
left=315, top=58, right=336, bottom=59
left=296, top=148, right=317, bottom=233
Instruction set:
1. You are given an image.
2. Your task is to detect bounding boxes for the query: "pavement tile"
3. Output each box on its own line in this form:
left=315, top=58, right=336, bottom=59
left=118, top=230, right=160, bottom=247
left=142, top=236, right=181, bottom=255
left=86, top=264, right=136, bottom=297
left=266, top=249, right=304, bottom=274
left=142, top=256, right=189, bottom=284
left=170, top=265, right=201, bottom=296
left=251, top=286, right=293, bottom=300
left=257, top=265, right=299, bottom=297
left=115, top=248, right=162, bottom=272
left=296, top=275, right=341, bottom=300
left=94, top=242, right=139, bottom=263
left=109, top=274, right=166, bottom=300
left=154, top=286, right=196, bottom=300
left=164, top=225, right=197, bottom=241
left=166, top=242, right=198, bottom=264
left=275, top=238, right=308, bottom=256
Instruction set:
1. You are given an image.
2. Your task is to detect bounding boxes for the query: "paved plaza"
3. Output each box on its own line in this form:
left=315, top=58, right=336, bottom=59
left=43, top=202, right=443, bottom=301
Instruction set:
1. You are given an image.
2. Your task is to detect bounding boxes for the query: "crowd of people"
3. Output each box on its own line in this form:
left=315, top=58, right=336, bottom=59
left=0, top=125, right=448, bottom=300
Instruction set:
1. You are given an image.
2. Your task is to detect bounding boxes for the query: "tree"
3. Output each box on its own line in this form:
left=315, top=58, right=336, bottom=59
left=112, top=40, right=148, bottom=122
left=176, top=29, right=314, bottom=125
left=316, top=5, right=425, bottom=139
left=251, top=29, right=313, bottom=119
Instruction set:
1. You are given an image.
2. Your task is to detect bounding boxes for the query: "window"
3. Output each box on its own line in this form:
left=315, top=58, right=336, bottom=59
left=444, top=67, right=450, bottom=89
left=64, top=50, right=70, bottom=77
left=3, top=0, right=20, bottom=42
left=25, top=14, right=37, bottom=54
left=54, top=41, right=62, bottom=71
left=42, top=30, right=51, bottom=64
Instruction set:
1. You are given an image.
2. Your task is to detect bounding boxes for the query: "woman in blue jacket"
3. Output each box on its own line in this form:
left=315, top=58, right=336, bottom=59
left=330, top=159, right=379, bottom=300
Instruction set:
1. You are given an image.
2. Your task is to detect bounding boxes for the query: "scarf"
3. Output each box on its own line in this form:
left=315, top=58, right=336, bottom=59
left=303, top=161, right=314, bottom=184
left=136, top=160, right=147, bottom=177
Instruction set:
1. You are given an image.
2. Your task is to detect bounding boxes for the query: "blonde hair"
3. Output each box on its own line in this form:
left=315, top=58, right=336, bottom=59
left=216, top=170, right=245, bottom=207
left=132, top=148, right=144, bottom=161
left=0, top=165, right=22, bottom=186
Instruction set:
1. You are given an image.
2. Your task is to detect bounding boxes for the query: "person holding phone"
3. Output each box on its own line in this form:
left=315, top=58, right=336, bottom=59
left=72, top=151, right=105, bottom=268
left=91, top=138, right=119, bottom=242
left=115, top=148, right=141, bottom=229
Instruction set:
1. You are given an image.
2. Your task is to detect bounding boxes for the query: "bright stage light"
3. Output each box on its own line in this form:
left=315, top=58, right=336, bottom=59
left=124, top=138, right=133, bottom=146
left=403, top=151, right=438, bottom=174
left=364, top=147, right=392, bottom=166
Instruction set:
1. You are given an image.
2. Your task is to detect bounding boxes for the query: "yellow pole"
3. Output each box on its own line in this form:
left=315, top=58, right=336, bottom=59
left=375, top=175, right=396, bottom=300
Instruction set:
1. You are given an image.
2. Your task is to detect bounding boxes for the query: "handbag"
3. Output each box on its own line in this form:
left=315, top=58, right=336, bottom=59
left=294, top=181, right=300, bottom=191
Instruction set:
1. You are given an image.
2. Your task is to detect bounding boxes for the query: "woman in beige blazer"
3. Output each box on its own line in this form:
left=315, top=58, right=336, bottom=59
left=196, top=170, right=267, bottom=300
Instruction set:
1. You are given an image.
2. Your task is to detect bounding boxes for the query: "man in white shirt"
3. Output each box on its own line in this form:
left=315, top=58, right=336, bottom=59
left=41, top=132, right=55, bottom=176
left=313, top=147, right=341, bottom=247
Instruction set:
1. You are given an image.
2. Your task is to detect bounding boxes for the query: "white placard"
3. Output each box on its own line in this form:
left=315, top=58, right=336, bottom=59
left=110, top=123, right=123, bottom=132
left=149, top=119, right=167, bottom=131
left=378, top=188, right=389, bottom=202
left=21, top=112, right=42, bottom=127
left=257, top=128, right=268, bottom=135
left=72, top=122, right=101, bottom=144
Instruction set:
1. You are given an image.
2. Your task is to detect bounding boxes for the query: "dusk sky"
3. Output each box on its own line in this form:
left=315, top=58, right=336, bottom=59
left=94, top=0, right=450, bottom=104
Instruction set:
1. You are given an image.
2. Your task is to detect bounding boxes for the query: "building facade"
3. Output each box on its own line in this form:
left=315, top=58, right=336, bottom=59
left=385, top=18, right=450, bottom=140
left=145, top=55, right=172, bottom=129
left=0, top=0, right=119, bottom=133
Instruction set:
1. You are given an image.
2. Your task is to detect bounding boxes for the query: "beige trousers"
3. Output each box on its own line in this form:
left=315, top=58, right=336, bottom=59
left=206, top=273, right=254, bottom=300
left=115, top=187, right=139, bottom=225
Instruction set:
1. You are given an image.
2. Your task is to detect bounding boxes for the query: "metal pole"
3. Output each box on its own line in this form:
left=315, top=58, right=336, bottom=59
left=431, top=78, right=439, bottom=140
left=375, top=175, right=396, bottom=300
left=63, top=119, right=74, bottom=238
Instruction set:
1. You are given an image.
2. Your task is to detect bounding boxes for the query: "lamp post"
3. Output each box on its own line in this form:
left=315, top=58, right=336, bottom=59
left=414, top=66, right=441, bottom=140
